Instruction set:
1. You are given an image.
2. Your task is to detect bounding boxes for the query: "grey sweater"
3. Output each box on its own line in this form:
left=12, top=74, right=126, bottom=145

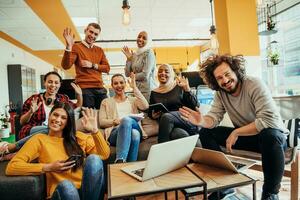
left=207, top=76, right=287, bottom=133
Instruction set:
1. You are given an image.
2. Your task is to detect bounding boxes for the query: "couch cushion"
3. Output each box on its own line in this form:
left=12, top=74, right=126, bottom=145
left=0, top=161, right=46, bottom=200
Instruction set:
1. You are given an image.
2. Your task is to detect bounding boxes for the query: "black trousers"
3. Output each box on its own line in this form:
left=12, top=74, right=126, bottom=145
left=158, top=111, right=200, bottom=143
left=82, top=88, right=107, bottom=109
left=199, top=126, right=287, bottom=195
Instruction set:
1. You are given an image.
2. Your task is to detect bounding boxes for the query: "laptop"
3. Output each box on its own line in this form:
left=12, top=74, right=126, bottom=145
left=191, top=148, right=256, bottom=173
left=121, top=135, right=199, bottom=181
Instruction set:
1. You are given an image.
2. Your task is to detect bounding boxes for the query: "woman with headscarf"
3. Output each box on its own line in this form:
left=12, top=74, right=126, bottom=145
left=122, top=31, right=156, bottom=101
left=149, top=64, right=201, bottom=144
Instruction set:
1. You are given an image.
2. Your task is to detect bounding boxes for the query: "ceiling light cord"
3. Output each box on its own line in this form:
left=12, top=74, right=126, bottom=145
left=209, top=0, right=219, bottom=54
left=210, top=0, right=214, bottom=26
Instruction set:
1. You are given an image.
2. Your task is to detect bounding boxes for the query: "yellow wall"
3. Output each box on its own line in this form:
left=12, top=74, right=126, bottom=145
left=154, top=46, right=200, bottom=72
left=214, top=0, right=260, bottom=55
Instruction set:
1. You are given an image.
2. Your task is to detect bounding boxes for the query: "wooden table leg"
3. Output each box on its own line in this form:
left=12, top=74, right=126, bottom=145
left=164, top=192, right=168, bottom=200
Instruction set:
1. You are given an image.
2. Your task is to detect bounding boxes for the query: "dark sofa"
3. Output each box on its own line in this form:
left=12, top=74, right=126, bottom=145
left=0, top=161, right=46, bottom=200
left=0, top=136, right=158, bottom=200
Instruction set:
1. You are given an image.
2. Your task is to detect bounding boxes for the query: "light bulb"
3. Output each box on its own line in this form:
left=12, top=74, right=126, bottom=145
left=122, top=7, right=130, bottom=26
left=257, top=0, right=263, bottom=7
left=210, top=33, right=219, bottom=54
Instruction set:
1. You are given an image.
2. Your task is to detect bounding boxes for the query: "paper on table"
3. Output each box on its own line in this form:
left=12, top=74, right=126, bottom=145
left=127, top=113, right=145, bottom=121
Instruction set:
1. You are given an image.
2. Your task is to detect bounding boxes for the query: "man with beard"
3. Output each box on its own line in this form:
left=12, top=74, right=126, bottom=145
left=61, top=23, right=110, bottom=109
left=179, top=54, right=287, bottom=200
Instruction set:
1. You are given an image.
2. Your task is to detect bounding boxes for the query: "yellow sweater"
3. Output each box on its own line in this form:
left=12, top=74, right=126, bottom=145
left=6, top=131, right=110, bottom=198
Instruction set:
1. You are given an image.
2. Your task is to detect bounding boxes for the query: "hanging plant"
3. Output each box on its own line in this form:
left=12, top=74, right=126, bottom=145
left=267, top=16, right=276, bottom=31
left=0, top=114, right=9, bottom=129
left=268, top=50, right=279, bottom=65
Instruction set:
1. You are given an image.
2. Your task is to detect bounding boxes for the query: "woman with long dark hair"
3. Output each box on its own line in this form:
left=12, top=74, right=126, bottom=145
left=6, top=102, right=110, bottom=200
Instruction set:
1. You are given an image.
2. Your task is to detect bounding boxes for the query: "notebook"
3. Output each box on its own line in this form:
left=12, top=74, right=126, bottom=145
left=121, top=135, right=199, bottom=181
left=148, top=103, right=169, bottom=113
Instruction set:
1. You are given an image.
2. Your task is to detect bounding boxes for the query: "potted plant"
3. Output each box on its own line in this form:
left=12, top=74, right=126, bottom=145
left=267, top=16, right=276, bottom=31
left=0, top=114, right=10, bottom=138
left=270, top=52, right=279, bottom=65
left=268, top=50, right=280, bottom=65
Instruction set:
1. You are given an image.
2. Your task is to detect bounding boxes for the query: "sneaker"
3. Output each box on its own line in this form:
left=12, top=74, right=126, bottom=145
left=208, top=188, right=236, bottom=200
left=261, top=193, right=279, bottom=200
left=0, top=142, right=9, bottom=162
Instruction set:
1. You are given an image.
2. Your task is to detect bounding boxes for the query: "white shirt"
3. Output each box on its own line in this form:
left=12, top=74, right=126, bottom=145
left=43, top=104, right=52, bottom=126
left=116, top=99, right=132, bottom=119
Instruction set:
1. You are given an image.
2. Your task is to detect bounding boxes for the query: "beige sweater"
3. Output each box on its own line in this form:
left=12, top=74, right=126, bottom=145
left=99, top=87, right=149, bottom=140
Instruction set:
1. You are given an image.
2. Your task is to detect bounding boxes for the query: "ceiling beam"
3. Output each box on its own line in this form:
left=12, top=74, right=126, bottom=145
left=25, top=0, right=81, bottom=44
left=0, top=31, right=74, bottom=76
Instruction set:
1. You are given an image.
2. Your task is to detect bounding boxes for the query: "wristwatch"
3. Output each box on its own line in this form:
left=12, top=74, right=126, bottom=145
left=92, top=63, right=98, bottom=70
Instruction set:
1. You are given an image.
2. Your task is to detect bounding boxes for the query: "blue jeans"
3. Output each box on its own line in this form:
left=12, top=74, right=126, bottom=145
left=51, top=155, right=105, bottom=200
left=108, top=117, right=141, bottom=162
left=15, top=125, right=49, bottom=150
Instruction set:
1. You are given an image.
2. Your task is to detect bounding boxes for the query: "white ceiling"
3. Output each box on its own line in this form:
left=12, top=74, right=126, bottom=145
left=0, top=0, right=65, bottom=50
left=0, top=0, right=212, bottom=50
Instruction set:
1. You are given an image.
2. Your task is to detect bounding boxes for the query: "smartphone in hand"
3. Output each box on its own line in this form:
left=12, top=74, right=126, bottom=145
left=65, top=154, right=82, bottom=163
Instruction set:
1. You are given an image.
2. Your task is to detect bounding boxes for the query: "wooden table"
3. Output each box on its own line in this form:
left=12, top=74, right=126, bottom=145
left=181, top=163, right=257, bottom=200
left=107, top=162, right=207, bottom=200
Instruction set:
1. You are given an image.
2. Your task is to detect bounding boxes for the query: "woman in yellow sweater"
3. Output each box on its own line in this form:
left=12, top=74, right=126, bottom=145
left=6, top=102, right=110, bottom=200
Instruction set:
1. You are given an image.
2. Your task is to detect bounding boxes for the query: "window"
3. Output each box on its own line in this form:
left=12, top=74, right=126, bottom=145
left=260, top=3, right=300, bottom=96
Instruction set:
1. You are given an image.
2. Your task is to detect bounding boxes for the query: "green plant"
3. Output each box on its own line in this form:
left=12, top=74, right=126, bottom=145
left=267, top=17, right=276, bottom=31
left=0, top=114, right=9, bottom=129
left=268, top=51, right=279, bottom=65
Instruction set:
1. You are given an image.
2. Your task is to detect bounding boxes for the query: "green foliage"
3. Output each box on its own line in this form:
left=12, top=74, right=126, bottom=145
left=267, top=17, right=276, bottom=31
left=0, top=114, right=9, bottom=129
left=268, top=51, right=279, bottom=65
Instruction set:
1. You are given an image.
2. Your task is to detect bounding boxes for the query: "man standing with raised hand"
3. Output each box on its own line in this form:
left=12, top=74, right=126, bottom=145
left=180, top=54, right=287, bottom=200
left=61, top=23, right=110, bottom=109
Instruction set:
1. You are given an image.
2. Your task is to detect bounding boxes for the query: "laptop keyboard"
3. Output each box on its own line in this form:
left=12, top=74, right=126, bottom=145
left=132, top=168, right=145, bottom=177
left=231, top=161, right=246, bottom=169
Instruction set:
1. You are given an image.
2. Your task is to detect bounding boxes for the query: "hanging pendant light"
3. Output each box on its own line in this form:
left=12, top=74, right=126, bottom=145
left=122, top=0, right=131, bottom=26
left=209, top=0, right=219, bottom=54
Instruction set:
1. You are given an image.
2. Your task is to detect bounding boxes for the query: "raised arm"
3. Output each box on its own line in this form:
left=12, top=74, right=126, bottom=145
left=129, top=73, right=149, bottom=110
left=70, top=83, right=83, bottom=108
left=20, top=96, right=42, bottom=125
left=61, top=28, right=77, bottom=69
left=81, top=108, right=110, bottom=160
left=123, top=46, right=134, bottom=77
left=177, top=76, right=199, bottom=110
